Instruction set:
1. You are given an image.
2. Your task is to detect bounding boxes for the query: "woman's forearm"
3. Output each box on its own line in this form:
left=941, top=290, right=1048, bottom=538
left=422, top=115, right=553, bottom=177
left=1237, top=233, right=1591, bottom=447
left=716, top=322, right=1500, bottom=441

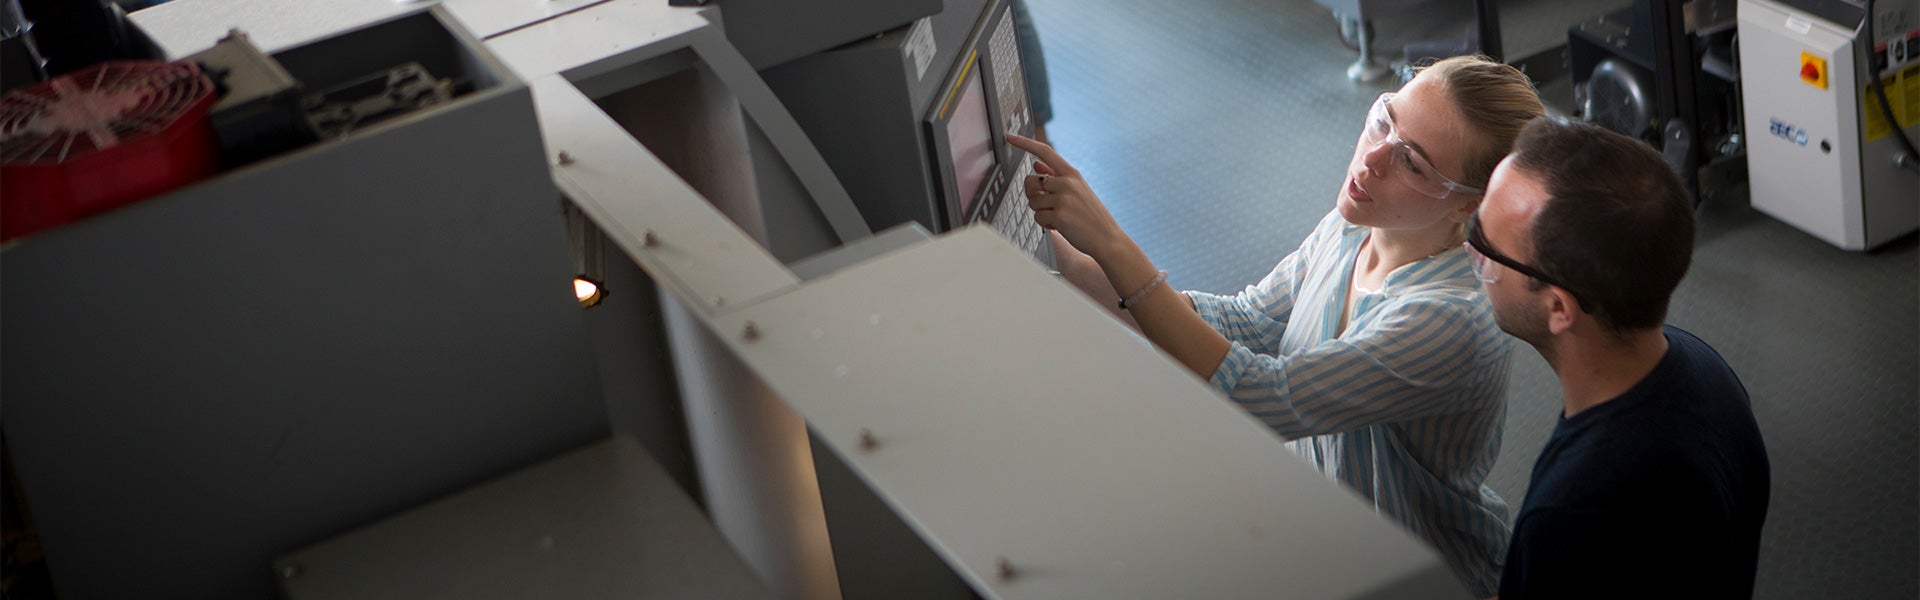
left=1049, top=231, right=1141, bottom=328
left=1091, top=237, right=1232, bottom=380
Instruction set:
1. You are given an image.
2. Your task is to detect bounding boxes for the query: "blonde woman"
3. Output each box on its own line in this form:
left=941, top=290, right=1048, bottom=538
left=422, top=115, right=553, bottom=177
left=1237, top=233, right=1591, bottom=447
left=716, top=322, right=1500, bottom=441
left=1008, top=55, right=1544, bottom=597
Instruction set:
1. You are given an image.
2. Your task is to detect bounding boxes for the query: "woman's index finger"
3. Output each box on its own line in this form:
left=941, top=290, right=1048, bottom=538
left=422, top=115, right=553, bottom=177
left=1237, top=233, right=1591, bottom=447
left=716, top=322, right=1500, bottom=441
left=1006, top=134, right=1076, bottom=176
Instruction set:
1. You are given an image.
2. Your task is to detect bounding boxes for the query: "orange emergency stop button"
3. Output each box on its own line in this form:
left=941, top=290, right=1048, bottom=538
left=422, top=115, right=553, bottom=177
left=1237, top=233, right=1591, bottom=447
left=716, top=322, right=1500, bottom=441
left=1800, top=52, right=1828, bottom=89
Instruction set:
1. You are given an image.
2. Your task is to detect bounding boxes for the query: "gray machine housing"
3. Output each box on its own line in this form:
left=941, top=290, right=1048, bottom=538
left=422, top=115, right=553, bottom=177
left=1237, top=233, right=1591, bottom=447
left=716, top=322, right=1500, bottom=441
left=763, top=0, right=1052, bottom=270
left=763, top=2, right=1058, bottom=596
left=761, top=0, right=990, bottom=236
left=1738, top=0, right=1920, bottom=250
left=270, top=436, right=771, bottom=600
left=0, top=8, right=609, bottom=599
left=710, top=0, right=940, bottom=70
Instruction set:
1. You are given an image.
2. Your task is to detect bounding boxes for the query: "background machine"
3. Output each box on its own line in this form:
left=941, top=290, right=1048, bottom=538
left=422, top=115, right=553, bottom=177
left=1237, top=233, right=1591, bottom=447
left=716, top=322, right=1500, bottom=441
left=1565, top=0, right=1747, bottom=204
left=762, top=0, right=1056, bottom=271
left=1738, top=0, right=1919, bottom=250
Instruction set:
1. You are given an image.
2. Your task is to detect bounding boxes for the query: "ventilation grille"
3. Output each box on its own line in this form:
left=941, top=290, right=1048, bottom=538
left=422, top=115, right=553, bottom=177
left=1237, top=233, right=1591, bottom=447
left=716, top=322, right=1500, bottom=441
left=0, top=60, right=214, bottom=165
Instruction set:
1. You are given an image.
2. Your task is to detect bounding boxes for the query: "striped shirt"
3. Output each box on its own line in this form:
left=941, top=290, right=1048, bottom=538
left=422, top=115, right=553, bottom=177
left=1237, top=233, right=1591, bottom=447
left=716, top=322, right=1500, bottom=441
left=1186, top=209, right=1515, bottom=597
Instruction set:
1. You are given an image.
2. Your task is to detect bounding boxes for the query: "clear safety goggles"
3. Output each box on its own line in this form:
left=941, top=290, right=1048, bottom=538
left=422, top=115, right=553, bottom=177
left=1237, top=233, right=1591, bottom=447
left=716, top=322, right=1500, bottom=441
left=1363, top=93, right=1485, bottom=199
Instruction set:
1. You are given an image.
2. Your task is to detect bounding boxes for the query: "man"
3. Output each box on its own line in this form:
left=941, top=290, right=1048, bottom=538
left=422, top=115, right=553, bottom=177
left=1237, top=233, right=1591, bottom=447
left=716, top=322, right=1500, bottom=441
left=1467, top=117, right=1771, bottom=599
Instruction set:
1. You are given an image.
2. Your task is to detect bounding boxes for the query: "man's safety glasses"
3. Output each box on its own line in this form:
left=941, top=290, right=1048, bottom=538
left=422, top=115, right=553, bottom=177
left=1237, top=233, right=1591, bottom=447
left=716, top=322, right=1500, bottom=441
left=1465, top=214, right=1591, bottom=311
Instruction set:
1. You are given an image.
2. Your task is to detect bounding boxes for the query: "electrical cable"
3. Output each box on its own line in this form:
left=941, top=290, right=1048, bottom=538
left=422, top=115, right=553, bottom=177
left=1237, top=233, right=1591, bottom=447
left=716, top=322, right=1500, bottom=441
left=1863, top=0, right=1920, bottom=174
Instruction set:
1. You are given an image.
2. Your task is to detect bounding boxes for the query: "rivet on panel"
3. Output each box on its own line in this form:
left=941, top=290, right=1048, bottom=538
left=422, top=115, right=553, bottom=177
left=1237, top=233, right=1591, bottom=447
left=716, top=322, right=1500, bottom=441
left=643, top=230, right=660, bottom=248
left=556, top=151, right=575, bottom=166
left=996, top=556, right=1017, bottom=582
left=858, top=428, right=878, bottom=452
left=742, top=321, right=760, bottom=341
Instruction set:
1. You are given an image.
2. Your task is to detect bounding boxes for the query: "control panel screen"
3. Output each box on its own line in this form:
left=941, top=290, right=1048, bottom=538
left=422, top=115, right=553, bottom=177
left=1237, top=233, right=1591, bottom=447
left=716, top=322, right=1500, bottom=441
left=947, top=64, right=997, bottom=217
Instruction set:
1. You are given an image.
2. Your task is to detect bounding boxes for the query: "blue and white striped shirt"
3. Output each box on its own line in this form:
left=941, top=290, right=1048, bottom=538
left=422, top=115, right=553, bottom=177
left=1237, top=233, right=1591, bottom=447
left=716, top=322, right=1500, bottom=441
left=1186, top=209, right=1514, bottom=597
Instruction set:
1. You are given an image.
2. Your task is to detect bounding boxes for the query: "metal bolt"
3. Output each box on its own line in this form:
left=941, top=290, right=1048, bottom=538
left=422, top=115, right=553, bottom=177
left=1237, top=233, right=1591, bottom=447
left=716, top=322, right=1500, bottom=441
left=557, top=151, right=575, bottom=166
left=642, top=230, right=660, bottom=248
left=742, top=321, right=760, bottom=341
left=996, top=556, right=1017, bottom=582
left=858, top=428, right=878, bottom=452
left=278, top=563, right=303, bottom=580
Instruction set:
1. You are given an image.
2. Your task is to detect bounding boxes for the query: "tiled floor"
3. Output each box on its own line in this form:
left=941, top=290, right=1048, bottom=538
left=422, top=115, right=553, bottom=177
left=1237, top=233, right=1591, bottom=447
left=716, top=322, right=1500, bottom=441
left=1026, top=1, right=1919, bottom=597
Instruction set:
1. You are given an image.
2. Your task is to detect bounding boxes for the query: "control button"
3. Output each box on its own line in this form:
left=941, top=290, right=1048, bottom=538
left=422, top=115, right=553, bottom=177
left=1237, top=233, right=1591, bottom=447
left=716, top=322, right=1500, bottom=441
left=1801, top=52, right=1828, bottom=89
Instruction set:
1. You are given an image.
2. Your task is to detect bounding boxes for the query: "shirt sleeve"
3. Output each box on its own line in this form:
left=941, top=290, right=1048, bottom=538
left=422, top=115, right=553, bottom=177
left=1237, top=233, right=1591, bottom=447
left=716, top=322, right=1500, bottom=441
left=1185, top=251, right=1306, bottom=357
left=1184, top=218, right=1325, bottom=356
left=1210, top=295, right=1490, bottom=439
left=1501, top=507, right=1606, bottom=600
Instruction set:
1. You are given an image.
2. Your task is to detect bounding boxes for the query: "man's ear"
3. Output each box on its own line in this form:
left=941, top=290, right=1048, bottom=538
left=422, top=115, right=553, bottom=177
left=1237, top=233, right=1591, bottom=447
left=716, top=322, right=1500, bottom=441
left=1544, top=287, right=1580, bottom=335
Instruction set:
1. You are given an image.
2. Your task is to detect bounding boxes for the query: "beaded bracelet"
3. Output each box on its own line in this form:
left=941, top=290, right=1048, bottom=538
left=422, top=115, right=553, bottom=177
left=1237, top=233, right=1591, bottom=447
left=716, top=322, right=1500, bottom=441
left=1118, top=270, right=1169, bottom=310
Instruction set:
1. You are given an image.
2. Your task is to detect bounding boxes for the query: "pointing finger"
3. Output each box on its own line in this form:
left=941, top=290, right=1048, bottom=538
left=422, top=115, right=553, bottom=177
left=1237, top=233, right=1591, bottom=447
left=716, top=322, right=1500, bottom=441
left=1007, top=134, right=1078, bottom=177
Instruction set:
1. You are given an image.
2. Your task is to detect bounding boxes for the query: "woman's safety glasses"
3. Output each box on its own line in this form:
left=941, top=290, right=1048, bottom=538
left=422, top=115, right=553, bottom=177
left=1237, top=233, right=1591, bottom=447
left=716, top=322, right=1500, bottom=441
left=1363, top=93, right=1485, bottom=199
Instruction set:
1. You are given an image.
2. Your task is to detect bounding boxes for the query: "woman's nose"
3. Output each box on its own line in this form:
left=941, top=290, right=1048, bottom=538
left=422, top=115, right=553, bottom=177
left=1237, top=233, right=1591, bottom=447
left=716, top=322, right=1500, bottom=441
left=1360, top=140, right=1394, bottom=173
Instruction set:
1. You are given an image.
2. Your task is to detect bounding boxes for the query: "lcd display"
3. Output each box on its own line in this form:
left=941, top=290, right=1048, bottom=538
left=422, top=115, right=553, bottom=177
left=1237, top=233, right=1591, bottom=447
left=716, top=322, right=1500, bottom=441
left=946, top=65, right=996, bottom=218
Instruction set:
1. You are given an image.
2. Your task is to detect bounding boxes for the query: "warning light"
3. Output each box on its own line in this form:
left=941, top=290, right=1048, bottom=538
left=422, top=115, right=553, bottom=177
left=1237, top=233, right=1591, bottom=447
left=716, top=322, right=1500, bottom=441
left=1800, top=52, right=1828, bottom=89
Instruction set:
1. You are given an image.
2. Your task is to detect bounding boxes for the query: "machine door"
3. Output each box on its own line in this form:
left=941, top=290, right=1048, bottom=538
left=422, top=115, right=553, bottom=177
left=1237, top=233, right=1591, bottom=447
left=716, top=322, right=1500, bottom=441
left=1739, top=0, right=1866, bottom=248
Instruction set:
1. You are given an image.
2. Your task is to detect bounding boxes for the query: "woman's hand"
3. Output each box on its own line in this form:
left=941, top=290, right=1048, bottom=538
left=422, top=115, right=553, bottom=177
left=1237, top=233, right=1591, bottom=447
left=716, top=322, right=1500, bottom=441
left=1007, top=134, right=1128, bottom=263
left=1007, top=136, right=1227, bottom=379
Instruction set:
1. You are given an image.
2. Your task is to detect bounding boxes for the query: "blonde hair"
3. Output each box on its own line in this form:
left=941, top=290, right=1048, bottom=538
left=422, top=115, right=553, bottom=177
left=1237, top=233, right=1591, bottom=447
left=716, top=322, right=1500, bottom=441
left=1411, top=55, right=1546, bottom=190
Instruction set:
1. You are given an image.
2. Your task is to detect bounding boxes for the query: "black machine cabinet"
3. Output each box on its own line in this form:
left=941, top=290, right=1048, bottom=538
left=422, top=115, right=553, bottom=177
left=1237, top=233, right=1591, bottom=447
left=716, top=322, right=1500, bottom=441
left=1568, top=0, right=1744, bottom=202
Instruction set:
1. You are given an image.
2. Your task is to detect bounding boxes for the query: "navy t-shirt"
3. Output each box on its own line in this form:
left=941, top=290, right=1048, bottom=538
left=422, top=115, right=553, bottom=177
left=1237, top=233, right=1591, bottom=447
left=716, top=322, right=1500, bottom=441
left=1500, top=325, right=1770, bottom=599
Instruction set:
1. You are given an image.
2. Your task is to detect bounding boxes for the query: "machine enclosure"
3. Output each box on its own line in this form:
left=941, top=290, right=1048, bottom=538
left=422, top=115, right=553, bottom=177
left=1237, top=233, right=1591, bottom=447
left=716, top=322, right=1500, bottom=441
left=1739, top=0, right=1920, bottom=250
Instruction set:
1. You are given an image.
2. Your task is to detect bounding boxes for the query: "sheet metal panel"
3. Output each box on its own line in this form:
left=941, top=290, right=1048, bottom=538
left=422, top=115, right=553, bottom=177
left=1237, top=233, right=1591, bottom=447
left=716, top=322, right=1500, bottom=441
left=530, top=75, right=799, bottom=317
left=708, top=226, right=1464, bottom=599
left=275, top=436, right=772, bottom=599
left=483, top=0, right=711, bottom=84
left=488, top=0, right=872, bottom=246
left=132, top=0, right=608, bottom=56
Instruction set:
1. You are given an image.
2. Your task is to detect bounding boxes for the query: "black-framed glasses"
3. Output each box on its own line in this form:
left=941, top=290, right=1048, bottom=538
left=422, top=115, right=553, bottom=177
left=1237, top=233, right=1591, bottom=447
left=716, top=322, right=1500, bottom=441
left=1465, top=214, right=1590, bottom=309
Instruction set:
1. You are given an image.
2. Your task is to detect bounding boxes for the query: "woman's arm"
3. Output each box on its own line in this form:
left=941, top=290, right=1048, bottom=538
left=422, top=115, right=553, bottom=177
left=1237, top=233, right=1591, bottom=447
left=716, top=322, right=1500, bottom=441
left=1008, top=134, right=1230, bottom=379
left=1218, top=297, right=1499, bottom=438
left=1047, top=230, right=1141, bottom=329
left=1185, top=224, right=1324, bottom=356
left=1056, top=226, right=1305, bottom=356
left=1097, top=234, right=1234, bottom=379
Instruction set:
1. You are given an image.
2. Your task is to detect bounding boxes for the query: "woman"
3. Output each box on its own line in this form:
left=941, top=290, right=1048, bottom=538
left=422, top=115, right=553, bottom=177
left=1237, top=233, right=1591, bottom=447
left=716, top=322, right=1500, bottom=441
left=1007, top=55, right=1543, bottom=598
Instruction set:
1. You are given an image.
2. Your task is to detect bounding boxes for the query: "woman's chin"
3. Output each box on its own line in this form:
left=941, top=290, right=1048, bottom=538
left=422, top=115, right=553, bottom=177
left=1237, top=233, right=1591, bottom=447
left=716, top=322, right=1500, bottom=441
left=1335, top=194, right=1366, bottom=223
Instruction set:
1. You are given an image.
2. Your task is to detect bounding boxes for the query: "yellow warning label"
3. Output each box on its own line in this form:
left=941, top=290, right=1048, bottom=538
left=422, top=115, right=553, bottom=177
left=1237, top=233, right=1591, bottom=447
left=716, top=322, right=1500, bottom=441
left=1864, top=63, right=1920, bottom=143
